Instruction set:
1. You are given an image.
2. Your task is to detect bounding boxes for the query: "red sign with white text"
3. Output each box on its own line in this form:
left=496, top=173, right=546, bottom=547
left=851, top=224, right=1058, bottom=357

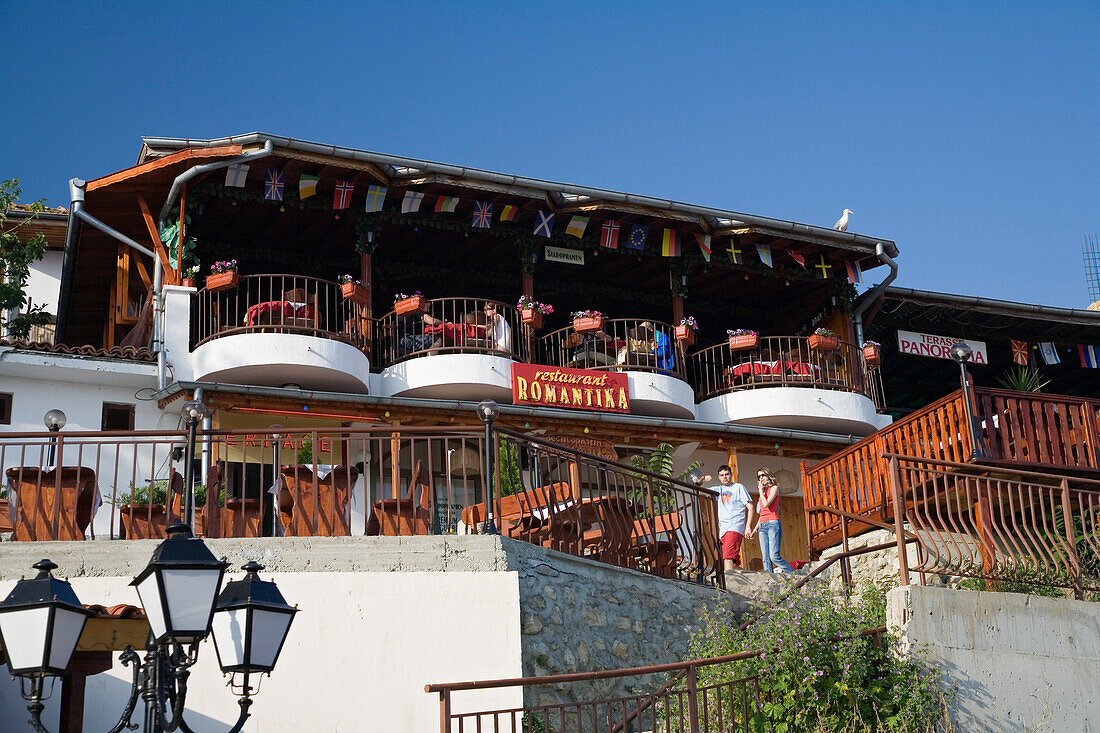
left=510, top=363, right=631, bottom=413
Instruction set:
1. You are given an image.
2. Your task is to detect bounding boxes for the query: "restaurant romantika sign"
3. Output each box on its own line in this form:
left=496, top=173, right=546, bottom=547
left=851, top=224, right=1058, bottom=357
left=511, top=363, right=630, bottom=413
left=897, top=330, right=989, bottom=364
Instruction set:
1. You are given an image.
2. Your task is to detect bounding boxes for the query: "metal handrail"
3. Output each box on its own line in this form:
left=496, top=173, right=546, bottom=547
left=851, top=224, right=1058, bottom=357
left=535, top=318, right=686, bottom=379
left=374, top=296, right=523, bottom=367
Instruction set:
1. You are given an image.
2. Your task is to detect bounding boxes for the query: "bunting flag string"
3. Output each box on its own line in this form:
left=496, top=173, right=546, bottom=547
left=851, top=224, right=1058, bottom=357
left=727, top=236, right=743, bottom=264
left=788, top=249, right=807, bottom=269
left=225, top=164, right=249, bottom=188
left=1079, top=344, right=1100, bottom=369
left=566, top=216, right=589, bottom=238
left=264, top=169, right=285, bottom=201
left=1011, top=340, right=1029, bottom=365
left=845, top=260, right=863, bottom=285
left=333, top=180, right=354, bottom=210
left=534, top=211, right=555, bottom=237
left=694, top=233, right=711, bottom=262
left=472, top=201, right=493, bottom=229
left=661, top=229, right=680, bottom=256
left=434, top=196, right=459, bottom=213
left=813, top=254, right=832, bottom=279
left=1039, top=342, right=1060, bottom=365
left=755, top=242, right=773, bottom=267
left=401, top=191, right=425, bottom=213
left=299, top=174, right=319, bottom=199
left=600, top=220, right=620, bottom=249
left=364, top=185, right=387, bottom=212
left=626, top=224, right=648, bottom=251
left=500, top=204, right=519, bottom=222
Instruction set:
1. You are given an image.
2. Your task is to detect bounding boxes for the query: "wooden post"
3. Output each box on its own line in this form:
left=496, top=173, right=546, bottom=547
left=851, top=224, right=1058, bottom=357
left=672, top=294, right=684, bottom=325
left=726, top=446, right=739, bottom=481
left=840, top=514, right=852, bottom=593
left=360, top=250, right=372, bottom=350
left=522, top=272, right=535, bottom=362
left=685, top=664, right=700, bottom=733
left=390, top=424, right=401, bottom=500
left=437, top=689, right=451, bottom=733
left=1061, top=478, right=1084, bottom=600
left=59, top=652, right=112, bottom=733
left=887, top=456, right=911, bottom=587
left=972, top=482, right=996, bottom=590
left=568, top=460, right=581, bottom=501
left=177, top=184, right=186, bottom=281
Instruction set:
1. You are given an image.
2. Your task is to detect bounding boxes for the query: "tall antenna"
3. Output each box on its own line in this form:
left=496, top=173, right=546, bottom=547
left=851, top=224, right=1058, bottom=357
left=1083, top=234, right=1100, bottom=303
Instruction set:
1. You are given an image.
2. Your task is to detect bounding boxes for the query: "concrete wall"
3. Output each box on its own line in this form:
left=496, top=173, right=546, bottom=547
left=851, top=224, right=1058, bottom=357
left=887, top=585, right=1100, bottom=732
left=0, top=536, right=755, bottom=733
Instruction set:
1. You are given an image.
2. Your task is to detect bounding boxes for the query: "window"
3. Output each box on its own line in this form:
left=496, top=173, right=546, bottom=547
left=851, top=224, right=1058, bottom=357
left=0, top=393, right=11, bottom=425
left=101, top=402, right=135, bottom=431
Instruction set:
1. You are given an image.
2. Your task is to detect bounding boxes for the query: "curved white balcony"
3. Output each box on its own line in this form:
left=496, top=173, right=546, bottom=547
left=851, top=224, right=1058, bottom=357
left=379, top=353, right=514, bottom=401
left=696, top=387, right=891, bottom=435
left=193, top=332, right=370, bottom=393
left=625, top=371, right=696, bottom=419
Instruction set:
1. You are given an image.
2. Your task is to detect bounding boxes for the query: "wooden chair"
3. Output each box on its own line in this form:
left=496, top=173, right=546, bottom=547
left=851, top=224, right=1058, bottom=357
left=6, top=466, right=97, bottom=541
left=281, top=464, right=358, bottom=537
left=366, top=460, right=432, bottom=536
left=581, top=496, right=637, bottom=567
left=632, top=512, right=682, bottom=578
left=282, top=287, right=319, bottom=330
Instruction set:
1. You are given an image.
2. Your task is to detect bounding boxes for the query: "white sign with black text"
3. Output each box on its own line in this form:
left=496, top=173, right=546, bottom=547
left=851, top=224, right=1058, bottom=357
left=544, top=246, right=585, bottom=266
left=897, top=330, right=989, bottom=364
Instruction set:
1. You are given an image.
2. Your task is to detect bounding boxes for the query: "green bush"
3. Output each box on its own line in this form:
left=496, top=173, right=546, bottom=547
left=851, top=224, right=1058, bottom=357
left=685, top=579, right=949, bottom=732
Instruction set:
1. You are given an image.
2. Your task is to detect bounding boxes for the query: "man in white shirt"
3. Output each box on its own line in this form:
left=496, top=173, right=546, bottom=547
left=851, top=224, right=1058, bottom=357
left=705, top=465, right=756, bottom=572
left=483, top=302, right=512, bottom=353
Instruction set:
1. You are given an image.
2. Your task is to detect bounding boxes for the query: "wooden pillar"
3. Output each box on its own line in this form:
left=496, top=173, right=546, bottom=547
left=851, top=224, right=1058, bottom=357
left=177, top=184, right=187, bottom=281
left=972, top=484, right=996, bottom=590
left=726, top=445, right=739, bottom=481
left=390, top=423, right=401, bottom=500
left=672, top=294, right=684, bottom=326
left=59, top=652, right=113, bottom=733
left=522, top=272, right=535, bottom=362
left=360, top=250, right=373, bottom=351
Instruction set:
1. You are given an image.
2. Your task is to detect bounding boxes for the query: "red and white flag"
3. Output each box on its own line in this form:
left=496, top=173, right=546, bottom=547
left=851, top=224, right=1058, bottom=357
left=788, top=249, right=807, bottom=269
left=333, top=180, right=354, bottom=210
left=1011, top=340, right=1029, bottom=365
left=600, top=219, right=621, bottom=249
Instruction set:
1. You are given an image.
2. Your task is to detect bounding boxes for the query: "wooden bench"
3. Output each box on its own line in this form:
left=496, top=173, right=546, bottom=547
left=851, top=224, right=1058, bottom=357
left=460, top=482, right=572, bottom=538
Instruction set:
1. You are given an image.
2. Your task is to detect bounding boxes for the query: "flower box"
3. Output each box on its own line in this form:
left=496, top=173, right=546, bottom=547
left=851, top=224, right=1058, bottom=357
left=573, top=315, right=603, bottom=334
left=863, top=344, right=882, bottom=367
left=181, top=278, right=196, bottom=288
left=521, top=309, right=544, bottom=329
left=341, top=282, right=369, bottom=306
left=674, top=324, right=696, bottom=346
left=394, top=294, right=428, bottom=316
left=206, top=271, right=239, bottom=293
left=809, top=334, right=840, bottom=352
left=728, top=334, right=759, bottom=351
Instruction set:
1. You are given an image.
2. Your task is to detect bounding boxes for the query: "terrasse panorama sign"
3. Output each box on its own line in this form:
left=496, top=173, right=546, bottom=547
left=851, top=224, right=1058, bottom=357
left=897, top=330, right=989, bottom=364
left=511, top=364, right=630, bottom=413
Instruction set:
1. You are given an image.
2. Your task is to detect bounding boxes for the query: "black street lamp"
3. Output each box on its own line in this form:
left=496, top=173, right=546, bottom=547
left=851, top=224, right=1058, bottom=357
left=950, top=342, right=985, bottom=460
left=476, top=400, right=500, bottom=535
left=181, top=400, right=208, bottom=529
left=0, top=526, right=296, bottom=733
left=42, top=409, right=66, bottom=466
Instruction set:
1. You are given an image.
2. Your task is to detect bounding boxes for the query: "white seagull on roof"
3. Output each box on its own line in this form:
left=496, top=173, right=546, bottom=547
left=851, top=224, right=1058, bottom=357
left=833, top=209, right=854, bottom=231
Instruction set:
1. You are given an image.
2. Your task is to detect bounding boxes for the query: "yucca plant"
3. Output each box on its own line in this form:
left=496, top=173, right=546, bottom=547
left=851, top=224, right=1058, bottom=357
left=997, top=365, right=1051, bottom=392
left=629, top=443, right=701, bottom=515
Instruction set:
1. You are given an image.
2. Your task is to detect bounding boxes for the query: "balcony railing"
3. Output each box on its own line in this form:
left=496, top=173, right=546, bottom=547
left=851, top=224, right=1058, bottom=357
left=375, top=297, right=523, bottom=367
left=191, top=274, right=369, bottom=351
left=535, top=318, right=685, bottom=379
left=688, top=335, right=883, bottom=406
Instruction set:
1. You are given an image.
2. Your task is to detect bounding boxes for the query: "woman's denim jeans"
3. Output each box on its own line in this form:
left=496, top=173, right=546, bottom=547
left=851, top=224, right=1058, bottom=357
left=759, top=520, right=793, bottom=573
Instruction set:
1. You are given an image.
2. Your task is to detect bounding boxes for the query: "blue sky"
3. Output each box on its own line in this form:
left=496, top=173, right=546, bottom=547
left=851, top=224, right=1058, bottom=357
left=3, top=2, right=1098, bottom=307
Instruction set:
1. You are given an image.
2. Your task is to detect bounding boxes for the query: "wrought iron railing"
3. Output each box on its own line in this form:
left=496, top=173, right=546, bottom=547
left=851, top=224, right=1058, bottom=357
left=688, top=335, right=882, bottom=406
left=374, top=296, right=524, bottom=367
left=191, top=273, right=369, bottom=351
left=536, top=318, right=685, bottom=379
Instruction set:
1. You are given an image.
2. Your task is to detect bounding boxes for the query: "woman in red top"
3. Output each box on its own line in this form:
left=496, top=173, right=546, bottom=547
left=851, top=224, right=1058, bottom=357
left=752, top=468, right=793, bottom=573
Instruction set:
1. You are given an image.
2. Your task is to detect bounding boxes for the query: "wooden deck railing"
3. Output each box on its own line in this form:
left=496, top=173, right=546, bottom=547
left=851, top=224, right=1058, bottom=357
left=803, top=386, right=1100, bottom=554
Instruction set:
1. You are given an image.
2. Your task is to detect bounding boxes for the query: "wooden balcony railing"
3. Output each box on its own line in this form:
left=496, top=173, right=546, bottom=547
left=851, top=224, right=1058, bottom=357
left=374, top=296, right=524, bottom=367
left=688, top=335, right=883, bottom=407
left=535, top=318, right=685, bottom=379
left=191, top=273, right=370, bottom=352
left=803, top=386, right=1100, bottom=554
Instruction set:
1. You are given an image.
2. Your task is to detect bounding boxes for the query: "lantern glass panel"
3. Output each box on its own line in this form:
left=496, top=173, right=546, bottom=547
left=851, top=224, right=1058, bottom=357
left=47, top=607, right=87, bottom=670
left=0, top=606, right=49, bottom=671
left=162, top=568, right=221, bottom=638
left=248, top=609, right=294, bottom=670
left=135, top=573, right=167, bottom=639
left=211, top=607, right=246, bottom=669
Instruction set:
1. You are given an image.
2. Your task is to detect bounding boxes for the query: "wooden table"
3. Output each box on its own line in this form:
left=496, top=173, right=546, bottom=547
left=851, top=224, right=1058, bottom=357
left=5, top=466, right=98, bottom=541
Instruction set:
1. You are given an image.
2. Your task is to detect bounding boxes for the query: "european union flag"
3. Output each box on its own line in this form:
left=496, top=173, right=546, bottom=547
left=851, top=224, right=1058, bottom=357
left=626, top=224, right=649, bottom=251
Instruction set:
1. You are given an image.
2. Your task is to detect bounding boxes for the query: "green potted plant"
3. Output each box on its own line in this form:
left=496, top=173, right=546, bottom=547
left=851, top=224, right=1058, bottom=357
left=675, top=316, right=698, bottom=346
left=394, top=290, right=427, bottom=316
left=339, top=274, right=368, bottom=305
left=113, top=480, right=170, bottom=539
left=726, top=328, right=759, bottom=351
left=517, top=296, right=553, bottom=329
left=182, top=264, right=200, bottom=288
left=206, top=260, right=239, bottom=292
left=809, top=327, right=839, bottom=351
left=571, top=309, right=603, bottom=334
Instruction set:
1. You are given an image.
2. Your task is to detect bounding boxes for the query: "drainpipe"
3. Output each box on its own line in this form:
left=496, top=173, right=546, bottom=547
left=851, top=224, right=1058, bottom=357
left=852, top=243, right=898, bottom=346
left=67, top=179, right=164, bottom=385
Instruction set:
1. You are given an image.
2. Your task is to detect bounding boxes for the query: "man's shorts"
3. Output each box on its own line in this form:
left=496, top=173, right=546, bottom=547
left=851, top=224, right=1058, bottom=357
left=721, top=530, right=745, bottom=562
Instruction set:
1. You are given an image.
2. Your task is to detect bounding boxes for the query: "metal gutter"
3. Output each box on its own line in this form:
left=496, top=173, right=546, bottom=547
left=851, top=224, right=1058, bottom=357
left=138, top=133, right=899, bottom=258
left=852, top=243, right=899, bottom=344
left=156, top=380, right=865, bottom=446
left=53, top=201, right=83, bottom=343
left=875, top=286, right=1100, bottom=326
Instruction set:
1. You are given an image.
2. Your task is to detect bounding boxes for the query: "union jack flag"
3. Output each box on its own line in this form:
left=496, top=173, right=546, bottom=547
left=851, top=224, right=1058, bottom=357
left=472, top=201, right=493, bottom=229
left=264, top=169, right=285, bottom=201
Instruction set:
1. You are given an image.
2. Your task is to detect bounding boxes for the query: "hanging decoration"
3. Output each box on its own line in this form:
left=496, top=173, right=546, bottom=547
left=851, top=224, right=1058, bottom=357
left=727, top=236, right=743, bottom=264
left=625, top=224, right=648, bottom=251
left=694, top=233, right=711, bottom=262
left=661, top=229, right=680, bottom=257
left=534, top=211, right=555, bottom=237
left=435, top=196, right=459, bottom=213
left=364, top=185, right=387, bottom=212
left=600, top=219, right=621, bottom=249
left=299, top=174, right=319, bottom=199
left=264, top=169, right=285, bottom=201
left=755, top=242, right=773, bottom=268
left=845, top=259, right=863, bottom=285
left=813, top=254, right=832, bottom=279
left=500, top=204, right=519, bottom=222
left=333, top=180, right=354, bottom=210
left=401, top=191, right=425, bottom=213
left=566, top=216, right=589, bottom=238
left=1039, top=342, right=1060, bottom=365
left=1079, top=344, right=1100, bottom=368
left=224, top=164, right=249, bottom=188
left=788, top=249, right=807, bottom=269
left=1011, top=340, right=1029, bottom=365
left=472, top=201, right=493, bottom=229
